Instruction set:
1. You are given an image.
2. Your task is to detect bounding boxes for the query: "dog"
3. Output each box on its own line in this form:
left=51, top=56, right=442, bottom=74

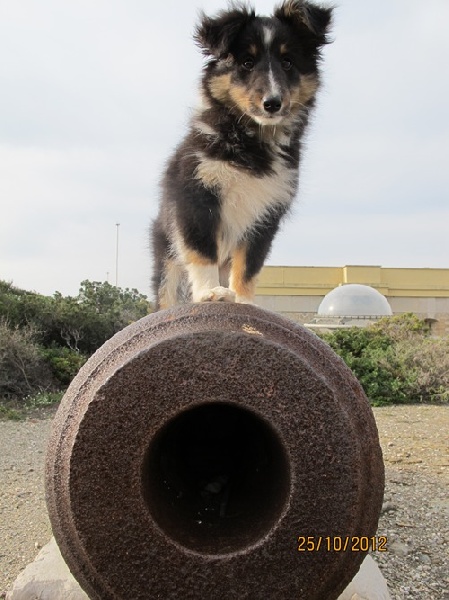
left=151, top=0, right=332, bottom=309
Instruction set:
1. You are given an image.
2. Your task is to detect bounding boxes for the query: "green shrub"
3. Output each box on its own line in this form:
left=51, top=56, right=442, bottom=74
left=0, top=320, right=55, bottom=401
left=42, top=346, right=87, bottom=386
left=392, top=336, right=449, bottom=403
left=0, top=279, right=153, bottom=355
left=321, top=327, right=409, bottom=405
left=319, top=314, right=448, bottom=406
left=0, top=279, right=153, bottom=407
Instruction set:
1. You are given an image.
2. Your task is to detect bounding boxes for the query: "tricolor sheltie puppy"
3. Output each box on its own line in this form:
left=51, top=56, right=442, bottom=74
left=151, top=0, right=332, bottom=309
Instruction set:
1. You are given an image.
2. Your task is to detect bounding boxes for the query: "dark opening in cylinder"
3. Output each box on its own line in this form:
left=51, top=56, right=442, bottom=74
left=142, top=402, right=290, bottom=555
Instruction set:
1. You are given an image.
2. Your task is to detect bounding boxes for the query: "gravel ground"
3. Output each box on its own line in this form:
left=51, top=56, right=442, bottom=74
left=0, top=411, right=53, bottom=596
left=0, top=404, right=448, bottom=599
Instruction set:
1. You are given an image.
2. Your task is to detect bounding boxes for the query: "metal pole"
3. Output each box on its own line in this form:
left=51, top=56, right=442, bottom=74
left=115, top=223, right=120, bottom=287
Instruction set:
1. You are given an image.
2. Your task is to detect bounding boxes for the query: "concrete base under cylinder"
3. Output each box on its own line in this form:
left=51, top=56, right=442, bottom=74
left=45, top=303, right=384, bottom=600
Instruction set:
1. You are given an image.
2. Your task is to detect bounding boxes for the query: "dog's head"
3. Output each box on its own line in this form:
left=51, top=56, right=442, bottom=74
left=195, top=1, right=333, bottom=126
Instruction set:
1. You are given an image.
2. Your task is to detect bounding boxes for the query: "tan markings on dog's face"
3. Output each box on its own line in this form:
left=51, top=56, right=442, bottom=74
left=290, top=74, right=319, bottom=111
left=208, top=73, right=256, bottom=113
left=229, top=84, right=254, bottom=114
left=208, top=73, right=232, bottom=103
left=249, top=44, right=258, bottom=56
left=229, top=245, right=257, bottom=301
left=280, top=43, right=289, bottom=54
left=209, top=72, right=271, bottom=119
left=207, top=55, right=318, bottom=124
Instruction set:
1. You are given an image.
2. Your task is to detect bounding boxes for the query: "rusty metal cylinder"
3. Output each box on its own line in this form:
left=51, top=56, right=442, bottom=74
left=46, top=303, right=384, bottom=600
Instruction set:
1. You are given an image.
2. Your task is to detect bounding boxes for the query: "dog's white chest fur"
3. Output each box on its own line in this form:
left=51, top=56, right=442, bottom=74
left=195, top=150, right=297, bottom=263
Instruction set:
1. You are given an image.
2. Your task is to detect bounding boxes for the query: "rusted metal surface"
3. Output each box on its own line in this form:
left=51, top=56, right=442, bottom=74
left=46, top=303, right=384, bottom=600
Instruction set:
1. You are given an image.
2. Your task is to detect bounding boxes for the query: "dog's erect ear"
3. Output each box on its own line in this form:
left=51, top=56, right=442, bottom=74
left=194, top=4, right=256, bottom=59
left=274, top=0, right=333, bottom=49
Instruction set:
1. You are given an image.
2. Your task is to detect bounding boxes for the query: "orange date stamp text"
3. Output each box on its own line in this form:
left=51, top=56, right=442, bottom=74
left=297, top=536, right=388, bottom=553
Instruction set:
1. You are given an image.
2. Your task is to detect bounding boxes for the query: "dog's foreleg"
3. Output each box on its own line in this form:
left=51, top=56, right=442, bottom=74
left=185, top=252, right=235, bottom=303
left=229, top=244, right=257, bottom=304
left=230, top=209, right=287, bottom=304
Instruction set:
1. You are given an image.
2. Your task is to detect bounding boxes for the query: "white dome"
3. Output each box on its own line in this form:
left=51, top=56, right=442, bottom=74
left=317, top=284, right=392, bottom=317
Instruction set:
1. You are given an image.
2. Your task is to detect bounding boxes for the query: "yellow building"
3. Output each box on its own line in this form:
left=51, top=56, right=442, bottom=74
left=255, top=265, right=449, bottom=335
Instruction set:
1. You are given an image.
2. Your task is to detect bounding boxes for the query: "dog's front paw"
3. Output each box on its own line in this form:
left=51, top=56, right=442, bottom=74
left=199, top=286, right=236, bottom=303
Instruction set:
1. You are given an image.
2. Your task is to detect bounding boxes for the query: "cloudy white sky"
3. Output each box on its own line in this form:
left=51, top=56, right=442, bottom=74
left=1, top=0, right=448, bottom=298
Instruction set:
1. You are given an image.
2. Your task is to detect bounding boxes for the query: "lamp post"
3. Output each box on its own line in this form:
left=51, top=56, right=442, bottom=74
left=115, top=223, right=120, bottom=287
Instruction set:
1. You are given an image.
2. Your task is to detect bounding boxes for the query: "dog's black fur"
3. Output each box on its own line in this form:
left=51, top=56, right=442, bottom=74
left=151, top=0, right=332, bottom=309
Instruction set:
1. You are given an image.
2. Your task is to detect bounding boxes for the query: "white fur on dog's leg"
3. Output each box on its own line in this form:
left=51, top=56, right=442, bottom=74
left=187, top=263, right=220, bottom=303
left=199, top=286, right=236, bottom=303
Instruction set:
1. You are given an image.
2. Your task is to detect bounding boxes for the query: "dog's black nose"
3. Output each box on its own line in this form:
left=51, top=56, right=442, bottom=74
left=263, top=96, right=282, bottom=113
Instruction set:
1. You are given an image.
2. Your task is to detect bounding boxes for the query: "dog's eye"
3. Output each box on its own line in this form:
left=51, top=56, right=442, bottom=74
left=281, top=57, right=293, bottom=71
left=242, top=58, right=255, bottom=71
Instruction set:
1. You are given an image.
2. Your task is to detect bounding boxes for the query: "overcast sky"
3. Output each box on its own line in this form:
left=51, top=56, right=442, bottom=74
left=1, top=0, right=448, bottom=298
